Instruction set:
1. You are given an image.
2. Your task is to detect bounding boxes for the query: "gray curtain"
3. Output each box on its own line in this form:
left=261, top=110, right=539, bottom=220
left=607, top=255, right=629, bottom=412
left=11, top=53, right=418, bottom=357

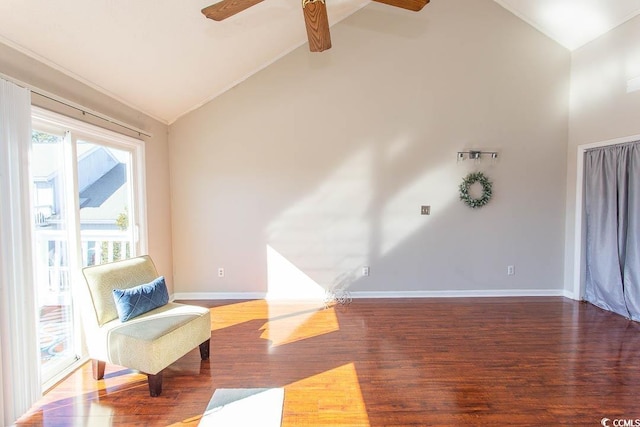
left=584, top=141, right=640, bottom=321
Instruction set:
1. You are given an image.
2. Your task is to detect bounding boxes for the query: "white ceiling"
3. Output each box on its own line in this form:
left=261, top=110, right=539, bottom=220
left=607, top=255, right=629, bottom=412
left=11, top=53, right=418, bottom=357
left=495, top=0, right=640, bottom=50
left=1, top=0, right=639, bottom=124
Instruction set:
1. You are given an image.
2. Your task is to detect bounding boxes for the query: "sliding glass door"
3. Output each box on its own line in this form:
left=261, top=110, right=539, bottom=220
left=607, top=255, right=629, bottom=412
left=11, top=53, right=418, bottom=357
left=31, top=108, right=146, bottom=387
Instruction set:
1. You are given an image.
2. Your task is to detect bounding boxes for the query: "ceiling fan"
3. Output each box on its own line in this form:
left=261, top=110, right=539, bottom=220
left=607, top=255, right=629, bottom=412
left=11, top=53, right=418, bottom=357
left=201, top=0, right=430, bottom=52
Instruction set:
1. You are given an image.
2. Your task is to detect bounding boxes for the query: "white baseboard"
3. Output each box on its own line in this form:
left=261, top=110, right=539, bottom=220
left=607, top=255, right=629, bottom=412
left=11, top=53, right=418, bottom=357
left=351, top=289, right=567, bottom=298
left=561, top=288, right=580, bottom=300
left=172, top=292, right=267, bottom=301
left=172, top=289, right=568, bottom=301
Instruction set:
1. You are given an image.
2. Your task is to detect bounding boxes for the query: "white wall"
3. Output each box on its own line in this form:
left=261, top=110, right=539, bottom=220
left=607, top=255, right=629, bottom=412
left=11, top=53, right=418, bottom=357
left=169, top=0, right=570, bottom=297
left=0, top=42, right=175, bottom=290
left=563, top=15, right=640, bottom=295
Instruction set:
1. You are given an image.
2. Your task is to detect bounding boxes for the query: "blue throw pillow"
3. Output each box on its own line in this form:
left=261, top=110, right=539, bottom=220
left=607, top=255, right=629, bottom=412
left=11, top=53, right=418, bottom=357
left=112, top=276, right=169, bottom=322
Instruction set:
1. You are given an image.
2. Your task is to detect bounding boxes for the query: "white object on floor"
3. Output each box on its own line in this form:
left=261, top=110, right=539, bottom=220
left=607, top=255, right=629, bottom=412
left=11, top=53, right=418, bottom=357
left=199, top=388, right=285, bottom=427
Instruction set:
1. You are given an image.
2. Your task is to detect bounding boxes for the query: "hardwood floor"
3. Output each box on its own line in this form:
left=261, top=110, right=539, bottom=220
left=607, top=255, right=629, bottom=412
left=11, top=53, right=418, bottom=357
left=16, top=297, right=640, bottom=426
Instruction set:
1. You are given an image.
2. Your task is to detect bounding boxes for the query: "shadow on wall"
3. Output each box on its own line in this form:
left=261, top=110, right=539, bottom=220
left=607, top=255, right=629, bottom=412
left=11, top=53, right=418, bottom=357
left=265, top=138, right=468, bottom=297
left=263, top=110, right=514, bottom=296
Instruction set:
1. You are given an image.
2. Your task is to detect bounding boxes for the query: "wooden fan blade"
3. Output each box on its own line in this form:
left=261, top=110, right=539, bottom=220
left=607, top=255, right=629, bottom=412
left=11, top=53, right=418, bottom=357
left=302, top=0, right=332, bottom=52
left=372, top=0, right=429, bottom=12
left=201, top=0, right=264, bottom=21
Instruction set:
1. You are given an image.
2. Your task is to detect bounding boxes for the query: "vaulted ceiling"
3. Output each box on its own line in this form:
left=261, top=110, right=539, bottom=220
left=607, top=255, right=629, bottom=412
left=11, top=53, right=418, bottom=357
left=1, top=0, right=639, bottom=124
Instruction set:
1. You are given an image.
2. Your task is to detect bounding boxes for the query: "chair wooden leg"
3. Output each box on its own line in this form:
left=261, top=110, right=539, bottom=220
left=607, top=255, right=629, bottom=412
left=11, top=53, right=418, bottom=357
left=147, top=371, right=163, bottom=397
left=92, top=360, right=106, bottom=380
left=199, top=339, right=210, bottom=360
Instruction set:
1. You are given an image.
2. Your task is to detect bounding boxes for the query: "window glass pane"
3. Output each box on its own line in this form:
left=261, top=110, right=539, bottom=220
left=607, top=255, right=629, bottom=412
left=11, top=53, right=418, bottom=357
left=77, top=140, right=135, bottom=267
left=31, top=130, right=76, bottom=382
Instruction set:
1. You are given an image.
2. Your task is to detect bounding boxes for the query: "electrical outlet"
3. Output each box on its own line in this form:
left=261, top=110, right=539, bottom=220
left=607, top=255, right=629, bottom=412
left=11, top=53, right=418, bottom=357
left=362, top=266, right=370, bottom=277
left=507, top=265, right=515, bottom=276
left=218, top=267, right=224, bottom=277
left=421, top=205, right=431, bottom=215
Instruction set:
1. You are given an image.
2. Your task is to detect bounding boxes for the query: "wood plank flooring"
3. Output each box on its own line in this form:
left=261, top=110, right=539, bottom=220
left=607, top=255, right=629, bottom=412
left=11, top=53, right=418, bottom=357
left=16, top=297, right=640, bottom=426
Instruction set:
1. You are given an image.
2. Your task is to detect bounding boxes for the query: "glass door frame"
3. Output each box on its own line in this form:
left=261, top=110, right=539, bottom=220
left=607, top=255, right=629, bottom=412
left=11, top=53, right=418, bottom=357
left=31, top=106, right=148, bottom=390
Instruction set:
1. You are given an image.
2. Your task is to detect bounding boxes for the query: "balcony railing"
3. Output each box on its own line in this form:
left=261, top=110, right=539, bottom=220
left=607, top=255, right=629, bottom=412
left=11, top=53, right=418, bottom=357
left=34, top=228, right=131, bottom=306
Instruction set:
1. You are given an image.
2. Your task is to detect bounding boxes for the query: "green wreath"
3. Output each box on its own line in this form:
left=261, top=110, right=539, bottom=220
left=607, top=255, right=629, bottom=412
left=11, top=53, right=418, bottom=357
left=459, top=172, right=493, bottom=209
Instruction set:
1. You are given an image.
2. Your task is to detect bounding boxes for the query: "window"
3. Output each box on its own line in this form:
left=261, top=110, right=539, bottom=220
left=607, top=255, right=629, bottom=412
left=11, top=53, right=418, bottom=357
left=31, top=107, right=147, bottom=388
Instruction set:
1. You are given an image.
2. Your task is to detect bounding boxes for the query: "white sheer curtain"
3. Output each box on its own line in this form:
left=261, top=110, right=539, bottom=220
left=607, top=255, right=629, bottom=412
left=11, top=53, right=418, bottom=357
left=0, top=78, right=41, bottom=424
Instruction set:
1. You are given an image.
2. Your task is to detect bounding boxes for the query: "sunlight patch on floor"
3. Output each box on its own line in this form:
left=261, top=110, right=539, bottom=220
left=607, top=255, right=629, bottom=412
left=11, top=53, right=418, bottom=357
left=210, top=299, right=338, bottom=348
left=86, top=402, right=114, bottom=427
left=18, top=364, right=147, bottom=423
left=283, top=363, right=370, bottom=427
left=210, top=300, right=271, bottom=331
left=262, top=305, right=339, bottom=348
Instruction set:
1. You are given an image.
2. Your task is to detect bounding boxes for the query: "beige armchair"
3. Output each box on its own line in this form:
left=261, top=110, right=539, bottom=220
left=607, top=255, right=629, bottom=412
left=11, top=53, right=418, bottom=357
left=80, top=255, right=211, bottom=396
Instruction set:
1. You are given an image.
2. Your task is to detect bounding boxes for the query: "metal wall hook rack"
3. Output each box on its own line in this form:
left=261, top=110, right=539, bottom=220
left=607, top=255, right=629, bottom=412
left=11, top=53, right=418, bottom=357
left=457, top=150, right=499, bottom=161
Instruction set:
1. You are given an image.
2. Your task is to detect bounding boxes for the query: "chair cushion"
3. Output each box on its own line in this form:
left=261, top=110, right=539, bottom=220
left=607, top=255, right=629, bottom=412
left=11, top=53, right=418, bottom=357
left=105, top=302, right=212, bottom=374
left=113, top=276, right=169, bottom=322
